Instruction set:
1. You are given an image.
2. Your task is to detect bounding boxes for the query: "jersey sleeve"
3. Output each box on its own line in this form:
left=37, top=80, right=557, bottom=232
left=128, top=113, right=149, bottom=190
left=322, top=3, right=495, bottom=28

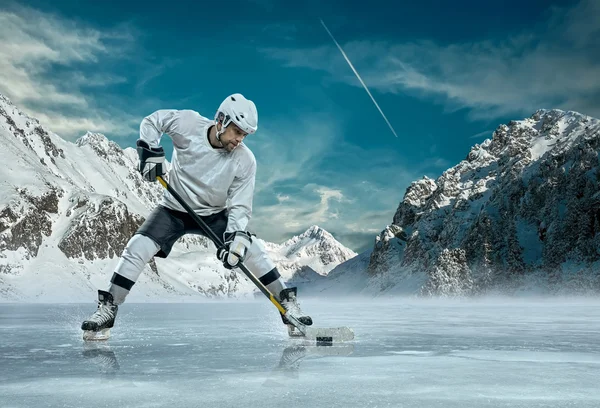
left=225, top=153, right=257, bottom=233
left=139, top=109, right=191, bottom=150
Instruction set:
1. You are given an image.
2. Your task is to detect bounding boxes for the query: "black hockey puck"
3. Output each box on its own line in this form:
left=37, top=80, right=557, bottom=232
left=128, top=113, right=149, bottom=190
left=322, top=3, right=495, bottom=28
left=316, top=336, right=333, bottom=346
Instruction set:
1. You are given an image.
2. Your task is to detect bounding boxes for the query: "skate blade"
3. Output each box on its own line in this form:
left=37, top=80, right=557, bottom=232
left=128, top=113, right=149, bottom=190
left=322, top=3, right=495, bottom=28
left=288, top=325, right=354, bottom=343
left=82, top=328, right=111, bottom=342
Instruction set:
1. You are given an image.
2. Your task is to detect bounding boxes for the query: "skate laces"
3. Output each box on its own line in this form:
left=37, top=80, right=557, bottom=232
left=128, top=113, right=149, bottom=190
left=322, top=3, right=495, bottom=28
left=282, top=295, right=303, bottom=317
left=91, top=303, right=115, bottom=325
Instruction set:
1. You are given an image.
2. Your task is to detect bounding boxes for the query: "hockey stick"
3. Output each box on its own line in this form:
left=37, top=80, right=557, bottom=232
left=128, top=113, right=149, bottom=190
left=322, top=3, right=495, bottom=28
left=156, top=175, right=309, bottom=336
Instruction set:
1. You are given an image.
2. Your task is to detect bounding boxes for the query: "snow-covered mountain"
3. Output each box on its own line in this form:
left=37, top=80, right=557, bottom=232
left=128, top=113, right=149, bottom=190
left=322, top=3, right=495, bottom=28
left=0, top=94, right=355, bottom=302
left=264, top=225, right=357, bottom=277
left=317, top=109, right=600, bottom=296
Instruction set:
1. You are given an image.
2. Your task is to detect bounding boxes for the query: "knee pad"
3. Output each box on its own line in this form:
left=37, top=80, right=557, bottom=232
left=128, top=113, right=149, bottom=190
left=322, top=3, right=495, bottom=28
left=113, top=234, right=160, bottom=282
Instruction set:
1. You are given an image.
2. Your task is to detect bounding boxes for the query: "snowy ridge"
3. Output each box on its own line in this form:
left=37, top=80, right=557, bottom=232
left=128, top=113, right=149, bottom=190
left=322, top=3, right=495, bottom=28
left=318, top=109, right=600, bottom=296
left=0, top=94, right=354, bottom=302
left=261, top=225, right=357, bottom=279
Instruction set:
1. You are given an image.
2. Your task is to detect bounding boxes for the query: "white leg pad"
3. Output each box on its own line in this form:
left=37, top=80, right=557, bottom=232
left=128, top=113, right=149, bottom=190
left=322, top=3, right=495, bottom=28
left=243, top=238, right=276, bottom=277
left=113, top=234, right=160, bottom=283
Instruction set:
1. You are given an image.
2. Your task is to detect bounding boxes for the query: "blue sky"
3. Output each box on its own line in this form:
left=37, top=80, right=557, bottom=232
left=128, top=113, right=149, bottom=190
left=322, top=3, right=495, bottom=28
left=1, top=0, right=598, bottom=252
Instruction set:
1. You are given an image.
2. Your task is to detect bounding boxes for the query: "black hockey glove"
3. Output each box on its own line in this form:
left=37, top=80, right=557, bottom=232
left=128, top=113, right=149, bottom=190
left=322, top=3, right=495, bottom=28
left=217, top=231, right=252, bottom=269
left=136, top=139, right=165, bottom=182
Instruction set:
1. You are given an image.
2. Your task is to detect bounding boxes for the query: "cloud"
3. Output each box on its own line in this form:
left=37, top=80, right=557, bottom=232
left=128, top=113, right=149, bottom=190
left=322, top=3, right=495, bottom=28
left=134, top=59, right=180, bottom=96
left=249, top=111, right=337, bottom=196
left=469, top=129, right=494, bottom=140
left=246, top=115, right=426, bottom=251
left=31, top=110, right=140, bottom=137
left=263, top=0, right=600, bottom=120
left=313, top=186, right=344, bottom=221
left=252, top=185, right=344, bottom=234
left=246, top=115, right=344, bottom=239
left=329, top=231, right=376, bottom=254
left=276, top=194, right=290, bottom=203
left=0, top=4, right=138, bottom=139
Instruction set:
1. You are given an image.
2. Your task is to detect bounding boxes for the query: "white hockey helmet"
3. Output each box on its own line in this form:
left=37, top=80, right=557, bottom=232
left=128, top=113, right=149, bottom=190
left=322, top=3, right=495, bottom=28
left=215, top=93, right=258, bottom=135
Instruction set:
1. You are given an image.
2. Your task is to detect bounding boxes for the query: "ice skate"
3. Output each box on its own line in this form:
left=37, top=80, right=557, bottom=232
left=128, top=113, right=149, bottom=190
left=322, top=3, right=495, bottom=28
left=81, top=290, right=118, bottom=341
left=279, top=287, right=312, bottom=334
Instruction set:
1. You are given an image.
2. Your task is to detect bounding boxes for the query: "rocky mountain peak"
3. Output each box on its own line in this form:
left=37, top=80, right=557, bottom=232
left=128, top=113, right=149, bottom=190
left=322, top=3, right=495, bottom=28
left=360, top=108, right=600, bottom=296
left=76, top=131, right=111, bottom=147
left=282, top=225, right=345, bottom=255
left=0, top=93, right=13, bottom=106
left=393, top=176, right=437, bottom=227
left=301, top=225, right=327, bottom=240
left=75, top=131, right=128, bottom=165
left=259, top=225, right=357, bottom=277
left=0, top=93, right=41, bottom=128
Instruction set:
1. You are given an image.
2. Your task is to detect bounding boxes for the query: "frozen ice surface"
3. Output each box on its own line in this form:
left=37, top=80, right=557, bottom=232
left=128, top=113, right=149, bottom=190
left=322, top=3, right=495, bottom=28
left=1, top=297, right=600, bottom=408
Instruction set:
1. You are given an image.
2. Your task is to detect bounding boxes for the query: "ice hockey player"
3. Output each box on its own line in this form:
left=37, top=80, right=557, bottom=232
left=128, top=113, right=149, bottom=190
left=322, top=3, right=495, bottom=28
left=81, top=93, right=312, bottom=339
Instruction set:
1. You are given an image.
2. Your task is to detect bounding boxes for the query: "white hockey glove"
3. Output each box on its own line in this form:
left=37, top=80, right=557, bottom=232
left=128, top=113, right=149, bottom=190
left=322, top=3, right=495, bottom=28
left=136, top=140, right=165, bottom=182
left=217, top=231, right=252, bottom=269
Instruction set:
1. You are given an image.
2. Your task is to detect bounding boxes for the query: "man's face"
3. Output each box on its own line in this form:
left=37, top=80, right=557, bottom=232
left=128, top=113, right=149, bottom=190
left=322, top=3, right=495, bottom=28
left=219, top=122, right=248, bottom=152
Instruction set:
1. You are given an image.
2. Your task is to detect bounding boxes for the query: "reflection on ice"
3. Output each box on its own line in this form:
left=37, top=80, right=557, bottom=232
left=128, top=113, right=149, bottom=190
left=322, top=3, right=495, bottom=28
left=1, top=298, right=600, bottom=408
left=82, top=342, right=120, bottom=376
left=264, top=343, right=355, bottom=385
left=78, top=341, right=355, bottom=384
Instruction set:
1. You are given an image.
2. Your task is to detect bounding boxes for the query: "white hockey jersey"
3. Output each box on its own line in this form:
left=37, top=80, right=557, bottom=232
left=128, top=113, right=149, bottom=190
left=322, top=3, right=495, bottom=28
left=139, top=109, right=256, bottom=234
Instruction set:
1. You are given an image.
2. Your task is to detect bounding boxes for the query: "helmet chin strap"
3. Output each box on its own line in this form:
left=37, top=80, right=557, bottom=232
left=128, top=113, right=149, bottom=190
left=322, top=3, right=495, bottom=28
left=215, top=122, right=226, bottom=147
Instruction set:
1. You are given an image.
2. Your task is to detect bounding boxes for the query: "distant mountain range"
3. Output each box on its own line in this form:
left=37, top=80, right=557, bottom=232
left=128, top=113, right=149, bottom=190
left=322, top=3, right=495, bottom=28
left=5, top=92, right=598, bottom=301
left=319, top=108, right=600, bottom=296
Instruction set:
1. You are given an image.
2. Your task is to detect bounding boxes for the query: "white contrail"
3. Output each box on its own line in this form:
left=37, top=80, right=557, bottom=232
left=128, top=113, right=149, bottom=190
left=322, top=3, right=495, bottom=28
left=320, top=19, right=398, bottom=138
